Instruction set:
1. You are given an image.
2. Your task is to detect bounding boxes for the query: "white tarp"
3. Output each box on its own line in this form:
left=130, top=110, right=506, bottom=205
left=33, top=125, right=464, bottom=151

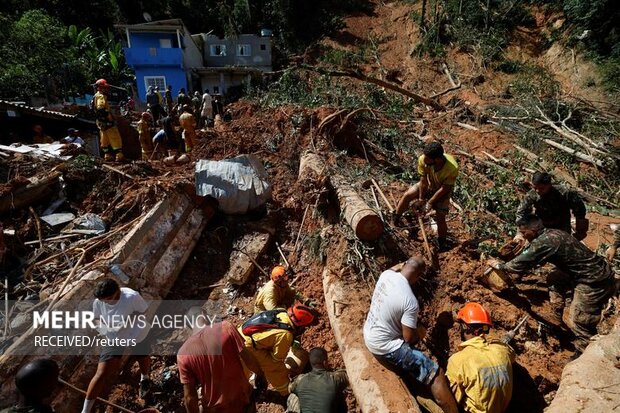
left=195, top=154, right=272, bottom=214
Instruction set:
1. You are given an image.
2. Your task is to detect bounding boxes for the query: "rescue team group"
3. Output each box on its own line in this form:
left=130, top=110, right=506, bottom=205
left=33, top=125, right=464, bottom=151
left=4, top=142, right=619, bottom=413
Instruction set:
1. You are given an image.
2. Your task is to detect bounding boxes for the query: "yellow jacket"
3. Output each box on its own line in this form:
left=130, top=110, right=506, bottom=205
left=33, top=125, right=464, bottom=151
left=239, top=311, right=295, bottom=395
left=254, top=280, right=296, bottom=314
left=446, top=336, right=515, bottom=413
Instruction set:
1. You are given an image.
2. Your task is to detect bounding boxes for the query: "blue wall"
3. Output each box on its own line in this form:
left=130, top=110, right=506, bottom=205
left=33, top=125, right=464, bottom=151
left=134, top=67, right=188, bottom=103
left=130, top=32, right=179, bottom=48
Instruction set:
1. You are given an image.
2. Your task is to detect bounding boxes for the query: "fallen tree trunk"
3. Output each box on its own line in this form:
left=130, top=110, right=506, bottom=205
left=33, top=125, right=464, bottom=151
left=299, top=64, right=445, bottom=111
left=545, top=318, right=620, bottom=413
left=227, top=230, right=273, bottom=285
left=332, top=176, right=384, bottom=241
left=323, top=267, right=422, bottom=413
left=0, top=189, right=213, bottom=410
left=0, top=171, right=61, bottom=215
left=298, top=152, right=326, bottom=183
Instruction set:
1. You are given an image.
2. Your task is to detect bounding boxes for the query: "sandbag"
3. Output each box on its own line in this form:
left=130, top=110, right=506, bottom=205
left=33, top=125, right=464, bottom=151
left=195, top=154, right=272, bottom=214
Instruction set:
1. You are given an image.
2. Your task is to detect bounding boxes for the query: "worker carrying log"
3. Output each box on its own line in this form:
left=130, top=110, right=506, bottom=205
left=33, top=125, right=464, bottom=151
left=93, top=79, right=124, bottom=162
left=254, top=266, right=297, bottom=314
left=446, top=303, right=515, bottom=413
left=488, top=215, right=616, bottom=354
left=286, top=347, right=349, bottom=413
left=363, top=256, right=459, bottom=413
left=516, top=171, right=588, bottom=240
left=179, top=104, right=198, bottom=154
left=81, top=279, right=153, bottom=413
left=177, top=320, right=267, bottom=413
left=0, top=359, right=59, bottom=413
left=239, top=304, right=318, bottom=395
left=394, top=142, right=459, bottom=251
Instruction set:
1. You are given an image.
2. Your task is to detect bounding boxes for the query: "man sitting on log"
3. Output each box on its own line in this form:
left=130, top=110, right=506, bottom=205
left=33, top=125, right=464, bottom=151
left=363, top=256, right=458, bottom=413
left=286, top=347, right=348, bottom=413
left=446, top=303, right=515, bottom=413
left=394, top=142, right=459, bottom=251
left=81, top=279, right=153, bottom=413
left=254, top=266, right=297, bottom=314
left=0, top=359, right=59, bottom=413
left=488, top=215, right=616, bottom=354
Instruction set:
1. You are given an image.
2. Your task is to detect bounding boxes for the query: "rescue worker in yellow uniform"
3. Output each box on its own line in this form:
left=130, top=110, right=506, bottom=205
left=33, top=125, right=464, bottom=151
left=179, top=105, right=198, bottom=154
left=239, top=304, right=316, bottom=395
left=94, top=79, right=124, bottom=162
left=446, top=303, right=515, bottom=413
left=254, top=266, right=297, bottom=314
left=136, top=112, right=153, bottom=160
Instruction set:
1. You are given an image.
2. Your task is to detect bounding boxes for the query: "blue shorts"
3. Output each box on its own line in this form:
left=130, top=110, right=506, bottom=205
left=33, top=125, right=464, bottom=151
left=376, top=342, right=439, bottom=385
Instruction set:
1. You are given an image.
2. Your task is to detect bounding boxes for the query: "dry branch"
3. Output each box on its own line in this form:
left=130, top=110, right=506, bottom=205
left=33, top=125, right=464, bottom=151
left=543, top=139, right=605, bottom=168
left=299, top=64, right=445, bottom=111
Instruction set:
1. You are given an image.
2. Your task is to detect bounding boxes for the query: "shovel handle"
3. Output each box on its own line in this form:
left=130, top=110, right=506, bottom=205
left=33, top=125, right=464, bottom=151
left=59, top=378, right=137, bottom=413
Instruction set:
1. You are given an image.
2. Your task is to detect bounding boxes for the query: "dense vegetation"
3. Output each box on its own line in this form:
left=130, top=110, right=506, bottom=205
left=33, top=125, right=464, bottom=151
left=0, top=0, right=617, bottom=101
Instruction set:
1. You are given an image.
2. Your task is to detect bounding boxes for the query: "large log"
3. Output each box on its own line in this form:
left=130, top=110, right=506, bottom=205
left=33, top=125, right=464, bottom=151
left=0, top=189, right=212, bottom=410
left=323, top=267, right=421, bottom=413
left=227, top=230, right=273, bottom=285
left=545, top=318, right=620, bottom=413
left=332, top=176, right=384, bottom=241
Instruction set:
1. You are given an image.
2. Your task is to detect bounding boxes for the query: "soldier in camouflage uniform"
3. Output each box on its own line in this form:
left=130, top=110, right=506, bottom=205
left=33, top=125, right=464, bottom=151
left=516, top=171, right=588, bottom=239
left=490, top=215, right=615, bottom=353
left=0, top=359, right=59, bottom=413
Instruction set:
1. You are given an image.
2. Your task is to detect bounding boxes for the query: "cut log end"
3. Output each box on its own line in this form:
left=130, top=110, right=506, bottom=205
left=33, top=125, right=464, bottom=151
left=352, top=211, right=384, bottom=241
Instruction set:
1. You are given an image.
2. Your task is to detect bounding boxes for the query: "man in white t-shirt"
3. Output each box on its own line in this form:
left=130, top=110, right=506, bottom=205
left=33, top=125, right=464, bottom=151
left=81, top=279, right=152, bottom=413
left=364, top=256, right=458, bottom=413
left=200, top=89, right=213, bottom=128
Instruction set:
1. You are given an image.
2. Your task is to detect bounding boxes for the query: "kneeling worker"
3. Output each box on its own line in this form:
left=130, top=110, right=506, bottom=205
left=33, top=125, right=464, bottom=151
left=287, top=347, right=348, bottom=413
left=447, top=303, right=515, bottom=413
left=254, top=266, right=296, bottom=314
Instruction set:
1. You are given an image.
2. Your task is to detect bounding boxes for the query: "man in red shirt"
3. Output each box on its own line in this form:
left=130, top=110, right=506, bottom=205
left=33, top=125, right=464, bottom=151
left=177, top=320, right=266, bottom=413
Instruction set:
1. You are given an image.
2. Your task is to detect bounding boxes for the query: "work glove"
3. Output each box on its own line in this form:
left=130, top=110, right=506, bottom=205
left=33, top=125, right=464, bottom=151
left=254, top=373, right=268, bottom=393
left=286, top=267, right=295, bottom=279
left=513, top=232, right=526, bottom=243
left=487, top=258, right=504, bottom=270
left=606, top=246, right=617, bottom=262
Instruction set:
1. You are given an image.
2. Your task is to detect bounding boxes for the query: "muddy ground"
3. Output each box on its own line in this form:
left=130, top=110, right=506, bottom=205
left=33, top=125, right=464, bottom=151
left=2, top=1, right=619, bottom=412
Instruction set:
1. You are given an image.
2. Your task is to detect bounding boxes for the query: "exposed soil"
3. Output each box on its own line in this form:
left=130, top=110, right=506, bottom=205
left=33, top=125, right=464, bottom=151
left=1, top=1, right=618, bottom=412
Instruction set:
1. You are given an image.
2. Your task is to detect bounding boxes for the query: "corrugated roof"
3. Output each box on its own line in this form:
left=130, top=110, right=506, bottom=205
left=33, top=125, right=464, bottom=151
left=0, top=100, right=76, bottom=120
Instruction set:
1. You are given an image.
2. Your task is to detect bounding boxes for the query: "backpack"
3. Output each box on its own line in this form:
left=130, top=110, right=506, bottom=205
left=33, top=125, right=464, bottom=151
left=241, top=309, right=293, bottom=346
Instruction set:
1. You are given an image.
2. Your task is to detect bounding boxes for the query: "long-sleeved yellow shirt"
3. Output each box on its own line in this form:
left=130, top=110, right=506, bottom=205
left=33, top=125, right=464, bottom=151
left=446, top=335, right=515, bottom=413
left=254, top=280, right=296, bottom=314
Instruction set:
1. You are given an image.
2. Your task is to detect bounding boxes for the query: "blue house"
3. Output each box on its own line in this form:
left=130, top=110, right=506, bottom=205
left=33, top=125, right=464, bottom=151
left=117, top=19, right=204, bottom=105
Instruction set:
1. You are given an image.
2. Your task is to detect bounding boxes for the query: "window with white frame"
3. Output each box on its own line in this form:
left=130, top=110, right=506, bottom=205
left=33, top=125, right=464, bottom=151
left=237, top=44, right=251, bottom=56
left=210, top=44, right=227, bottom=56
left=144, top=76, right=166, bottom=93
left=159, top=38, right=172, bottom=48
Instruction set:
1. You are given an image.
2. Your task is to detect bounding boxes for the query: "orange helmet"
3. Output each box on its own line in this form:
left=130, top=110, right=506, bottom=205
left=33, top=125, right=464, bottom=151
left=95, top=79, right=108, bottom=86
left=141, top=112, right=152, bottom=119
left=456, top=302, right=493, bottom=326
left=271, top=266, right=287, bottom=282
left=288, top=304, right=316, bottom=327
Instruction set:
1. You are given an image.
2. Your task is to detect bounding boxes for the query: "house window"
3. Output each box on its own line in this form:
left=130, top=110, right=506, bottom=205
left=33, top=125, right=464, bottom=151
left=159, top=38, right=172, bottom=48
left=213, top=86, right=219, bottom=93
left=210, top=45, right=226, bottom=56
left=237, top=44, right=251, bottom=56
left=144, top=76, right=166, bottom=93
left=149, top=48, right=157, bottom=56
left=260, top=44, right=266, bottom=51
